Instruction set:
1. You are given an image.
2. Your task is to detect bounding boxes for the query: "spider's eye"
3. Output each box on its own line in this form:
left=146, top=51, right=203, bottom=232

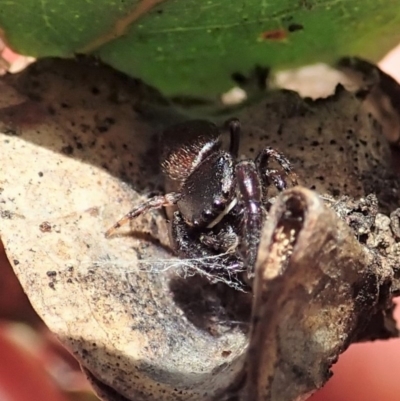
left=193, top=219, right=201, bottom=227
left=202, top=209, right=213, bottom=218
left=213, top=199, right=225, bottom=211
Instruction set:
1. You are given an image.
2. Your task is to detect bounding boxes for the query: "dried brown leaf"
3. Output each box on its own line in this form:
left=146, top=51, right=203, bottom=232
left=0, top=59, right=399, bottom=401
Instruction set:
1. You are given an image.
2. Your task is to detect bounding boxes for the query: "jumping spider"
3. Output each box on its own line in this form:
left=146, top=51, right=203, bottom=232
left=106, top=119, right=297, bottom=280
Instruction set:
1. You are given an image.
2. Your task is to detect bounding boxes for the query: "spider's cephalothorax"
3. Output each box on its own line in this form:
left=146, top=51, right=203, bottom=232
left=106, top=119, right=297, bottom=279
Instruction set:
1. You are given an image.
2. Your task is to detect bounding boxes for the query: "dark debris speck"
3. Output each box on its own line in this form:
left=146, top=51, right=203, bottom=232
left=39, top=221, right=52, bottom=233
left=288, top=23, right=304, bottom=32
left=61, top=145, right=74, bottom=155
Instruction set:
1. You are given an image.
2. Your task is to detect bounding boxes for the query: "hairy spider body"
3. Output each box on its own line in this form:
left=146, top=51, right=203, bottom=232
left=106, top=119, right=297, bottom=279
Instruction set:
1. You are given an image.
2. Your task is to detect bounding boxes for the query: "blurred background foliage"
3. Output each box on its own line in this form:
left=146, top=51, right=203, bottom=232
left=0, top=0, right=400, bottom=99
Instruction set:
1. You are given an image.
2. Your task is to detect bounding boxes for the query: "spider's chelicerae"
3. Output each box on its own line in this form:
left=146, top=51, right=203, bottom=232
left=106, top=119, right=297, bottom=280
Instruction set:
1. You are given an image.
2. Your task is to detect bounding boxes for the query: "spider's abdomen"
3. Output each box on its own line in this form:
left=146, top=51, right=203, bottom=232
left=161, top=120, right=221, bottom=182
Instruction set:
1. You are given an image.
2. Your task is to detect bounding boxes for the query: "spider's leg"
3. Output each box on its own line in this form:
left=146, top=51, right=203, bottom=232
left=105, top=192, right=181, bottom=237
left=171, top=211, right=210, bottom=259
left=171, top=212, right=243, bottom=273
left=226, top=118, right=241, bottom=158
left=255, top=147, right=298, bottom=191
left=236, top=160, right=264, bottom=278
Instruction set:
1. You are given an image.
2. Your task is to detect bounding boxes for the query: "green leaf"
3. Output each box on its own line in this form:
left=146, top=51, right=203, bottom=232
left=1, top=0, right=400, bottom=98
